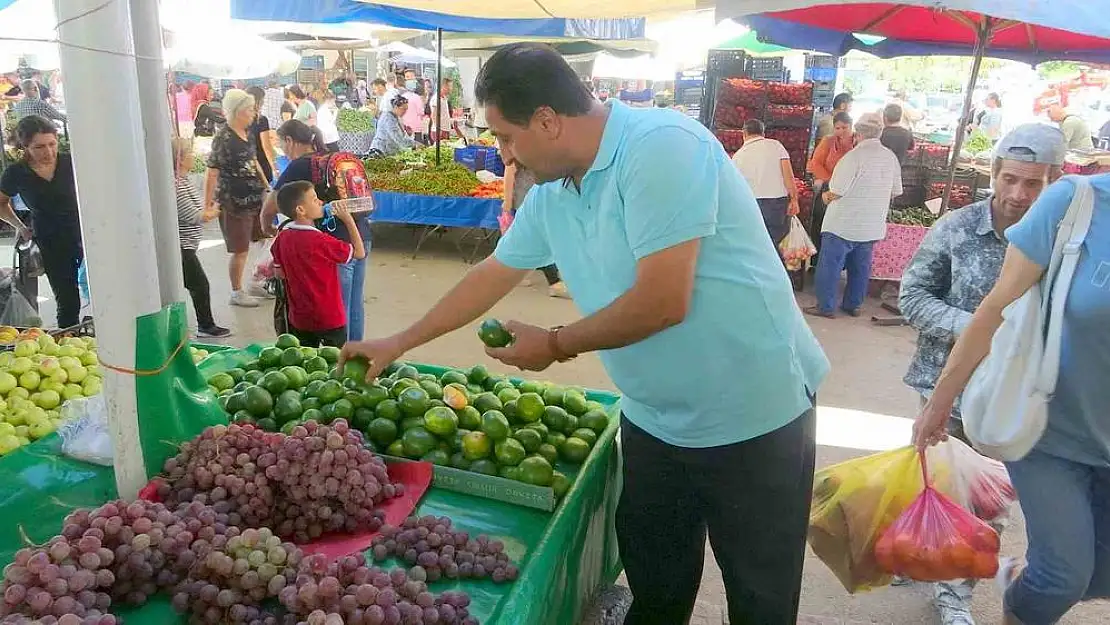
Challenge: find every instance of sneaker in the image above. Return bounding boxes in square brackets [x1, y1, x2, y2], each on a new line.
[934, 580, 976, 625]
[841, 307, 863, 317]
[197, 325, 232, 339]
[229, 291, 260, 308]
[803, 306, 835, 319]
[548, 281, 571, 299]
[247, 282, 276, 300]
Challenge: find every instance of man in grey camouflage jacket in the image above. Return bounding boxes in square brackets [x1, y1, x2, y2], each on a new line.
[899, 124, 1066, 625]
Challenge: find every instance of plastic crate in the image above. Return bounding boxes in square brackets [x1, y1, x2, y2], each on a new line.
[766, 104, 815, 128]
[749, 57, 784, 74]
[804, 67, 837, 82]
[751, 69, 789, 83]
[473, 146, 505, 175]
[890, 185, 926, 208]
[707, 49, 750, 79]
[768, 82, 813, 105]
[914, 143, 951, 169]
[901, 164, 926, 187]
[926, 167, 979, 208]
[805, 54, 838, 69]
[453, 146, 479, 171]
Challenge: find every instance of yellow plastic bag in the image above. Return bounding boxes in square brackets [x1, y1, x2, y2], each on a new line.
[808, 446, 924, 593]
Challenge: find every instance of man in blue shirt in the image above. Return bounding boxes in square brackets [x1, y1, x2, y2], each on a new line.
[340, 44, 828, 624]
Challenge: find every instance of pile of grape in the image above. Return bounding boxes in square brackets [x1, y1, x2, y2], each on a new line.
[369, 515, 519, 584]
[158, 420, 400, 543]
[279, 553, 477, 625]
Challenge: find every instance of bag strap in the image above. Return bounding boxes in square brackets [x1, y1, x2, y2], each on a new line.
[1036, 175, 1094, 395]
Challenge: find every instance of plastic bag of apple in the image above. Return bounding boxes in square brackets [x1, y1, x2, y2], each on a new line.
[0, 329, 103, 456]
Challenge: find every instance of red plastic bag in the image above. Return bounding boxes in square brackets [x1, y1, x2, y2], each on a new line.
[874, 452, 1001, 582]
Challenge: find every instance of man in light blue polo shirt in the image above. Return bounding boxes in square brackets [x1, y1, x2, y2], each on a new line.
[340, 44, 829, 624]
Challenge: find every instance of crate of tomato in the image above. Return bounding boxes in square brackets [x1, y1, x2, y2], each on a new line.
[926, 167, 978, 209]
[914, 143, 951, 169]
[768, 82, 814, 106]
[766, 104, 815, 128]
[715, 129, 745, 153]
[714, 104, 759, 130]
[717, 78, 768, 108]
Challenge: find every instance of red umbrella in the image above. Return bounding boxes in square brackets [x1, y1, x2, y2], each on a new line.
[721, 0, 1110, 210]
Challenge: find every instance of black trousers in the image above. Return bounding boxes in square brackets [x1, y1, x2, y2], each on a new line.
[756, 196, 790, 245]
[180, 248, 215, 328]
[538, 264, 561, 286]
[37, 236, 83, 329]
[618, 406, 816, 625]
[290, 325, 346, 348]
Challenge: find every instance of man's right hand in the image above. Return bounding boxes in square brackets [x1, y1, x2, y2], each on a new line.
[339, 335, 407, 382]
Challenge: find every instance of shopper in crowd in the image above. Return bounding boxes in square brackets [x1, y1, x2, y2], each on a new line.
[11, 80, 66, 123]
[328, 70, 353, 102]
[900, 124, 1066, 625]
[247, 86, 277, 184]
[289, 85, 317, 126]
[815, 92, 852, 143]
[880, 103, 915, 165]
[260, 81, 285, 127]
[354, 79, 369, 110]
[316, 90, 341, 152]
[370, 78, 388, 111]
[807, 113, 902, 318]
[204, 89, 270, 308]
[914, 160, 1110, 625]
[402, 83, 426, 144]
[174, 83, 195, 138]
[807, 111, 856, 249]
[0, 115, 84, 328]
[975, 93, 1004, 143]
[369, 94, 420, 157]
[190, 81, 211, 118]
[271, 181, 366, 348]
[430, 78, 465, 141]
[892, 90, 924, 131]
[193, 88, 224, 138]
[501, 162, 569, 299]
[731, 118, 799, 244]
[1047, 103, 1094, 150]
[338, 43, 827, 625]
[263, 120, 371, 342]
[171, 138, 231, 338]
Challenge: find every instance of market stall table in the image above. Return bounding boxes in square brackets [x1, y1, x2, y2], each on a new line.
[372, 190, 502, 261]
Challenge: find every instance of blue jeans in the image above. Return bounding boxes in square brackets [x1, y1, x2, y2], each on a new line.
[814, 233, 875, 314]
[337, 255, 367, 342]
[1004, 449, 1110, 624]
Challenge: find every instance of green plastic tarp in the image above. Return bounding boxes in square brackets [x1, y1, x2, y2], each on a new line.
[0, 305, 624, 624]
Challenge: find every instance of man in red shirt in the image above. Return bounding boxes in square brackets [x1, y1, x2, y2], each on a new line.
[271, 181, 366, 347]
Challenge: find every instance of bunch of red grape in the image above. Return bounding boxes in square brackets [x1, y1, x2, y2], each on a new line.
[159, 421, 401, 542]
[279, 554, 478, 625]
[369, 516, 519, 584]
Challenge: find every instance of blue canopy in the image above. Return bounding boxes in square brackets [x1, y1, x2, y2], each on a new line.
[230, 0, 645, 39]
[0, 0, 14, 11]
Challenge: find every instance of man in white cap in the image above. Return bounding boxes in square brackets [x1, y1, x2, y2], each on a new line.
[899, 123, 1067, 625]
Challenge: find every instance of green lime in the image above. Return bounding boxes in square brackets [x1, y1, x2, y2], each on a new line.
[280, 419, 303, 435]
[258, 347, 283, 370]
[542, 386, 565, 407]
[244, 370, 265, 385]
[304, 379, 325, 397]
[472, 392, 503, 414]
[257, 417, 278, 432]
[225, 391, 247, 414]
[497, 387, 521, 406]
[375, 399, 401, 422]
[422, 449, 451, 466]
[360, 386, 390, 410]
[450, 452, 472, 470]
[233, 381, 251, 393]
[386, 440, 405, 457]
[572, 428, 598, 447]
[585, 400, 605, 412]
[400, 416, 425, 432]
[494, 438, 526, 466]
[275, 334, 300, 350]
[299, 346, 318, 361]
[480, 410, 511, 441]
[424, 406, 459, 437]
[303, 356, 329, 374]
[518, 455, 554, 486]
[477, 318, 513, 348]
[331, 398, 355, 421]
[562, 390, 589, 416]
[343, 358, 370, 383]
[419, 380, 444, 400]
[467, 364, 490, 386]
[470, 459, 499, 475]
[516, 393, 545, 423]
[281, 366, 309, 390]
[542, 405, 568, 432]
[455, 405, 482, 430]
[382, 361, 403, 377]
[301, 396, 321, 412]
[280, 347, 304, 367]
[461, 431, 492, 460]
[367, 418, 398, 446]
[519, 380, 546, 395]
[273, 390, 303, 424]
[560, 437, 591, 464]
[513, 427, 542, 453]
[467, 383, 485, 395]
[401, 427, 437, 459]
[483, 376, 508, 392]
[258, 371, 288, 396]
[551, 471, 572, 498]
[525, 422, 549, 438]
[537, 443, 559, 466]
[242, 359, 261, 371]
[439, 370, 469, 386]
[232, 410, 254, 423]
[499, 465, 523, 481]
[225, 368, 246, 383]
[307, 370, 330, 383]
[493, 380, 516, 394]
[319, 402, 338, 424]
[580, 409, 609, 434]
[546, 431, 567, 450]
[390, 378, 419, 398]
[317, 379, 345, 404]
[352, 407, 375, 430]
[398, 387, 431, 418]
[243, 386, 273, 417]
[207, 372, 235, 392]
[418, 373, 437, 383]
[218, 395, 230, 411]
[394, 365, 420, 381]
[562, 414, 579, 435]
[318, 346, 341, 365]
[342, 390, 363, 409]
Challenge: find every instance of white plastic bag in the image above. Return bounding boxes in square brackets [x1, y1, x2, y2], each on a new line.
[0, 283, 42, 327]
[779, 215, 817, 270]
[57, 395, 113, 466]
[925, 438, 1016, 523]
[962, 176, 1093, 461]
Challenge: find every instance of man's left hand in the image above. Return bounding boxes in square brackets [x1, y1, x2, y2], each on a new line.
[485, 320, 558, 372]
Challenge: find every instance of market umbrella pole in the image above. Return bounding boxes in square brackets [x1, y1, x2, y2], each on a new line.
[940, 17, 992, 214]
[54, 0, 167, 499]
[435, 27, 443, 167]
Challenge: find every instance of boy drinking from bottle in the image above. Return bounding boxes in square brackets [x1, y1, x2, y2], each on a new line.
[271, 180, 366, 347]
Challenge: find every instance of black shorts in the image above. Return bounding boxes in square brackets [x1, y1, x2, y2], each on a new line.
[289, 325, 346, 348]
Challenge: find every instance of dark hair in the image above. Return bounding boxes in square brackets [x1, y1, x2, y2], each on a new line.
[832, 92, 853, 110]
[246, 86, 266, 105]
[277, 181, 315, 219]
[474, 43, 595, 126]
[390, 94, 409, 109]
[742, 119, 765, 135]
[882, 103, 902, 124]
[371, 78, 386, 88]
[832, 111, 853, 126]
[277, 119, 325, 152]
[16, 115, 57, 149]
[288, 85, 306, 100]
[988, 92, 1001, 107]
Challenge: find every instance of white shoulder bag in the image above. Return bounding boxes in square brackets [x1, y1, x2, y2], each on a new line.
[961, 175, 1094, 461]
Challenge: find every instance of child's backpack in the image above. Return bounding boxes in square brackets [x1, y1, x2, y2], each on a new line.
[308, 152, 372, 202]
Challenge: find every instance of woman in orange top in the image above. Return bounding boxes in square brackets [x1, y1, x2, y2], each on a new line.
[806, 111, 856, 248]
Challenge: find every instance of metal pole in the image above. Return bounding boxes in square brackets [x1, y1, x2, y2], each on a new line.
[54, 0, 164, 500]
[941, 18, 992, 214]
[131, 0, 186, 306]
[435, 27, 443, 167]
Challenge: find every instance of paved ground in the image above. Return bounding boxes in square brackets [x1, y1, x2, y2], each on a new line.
[29, 224, 1109, 624]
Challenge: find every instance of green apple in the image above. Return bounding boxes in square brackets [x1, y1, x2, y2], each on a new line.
[82, 337, 96, 350]
[0, 352, 13, 368]
[48, 370, 68, 385]
[0, 371, 17, 395]
[8, 387, 29, 401]
[63, 365, 87, 383]
[27, 420, 53, 440]
[13, 340, 38, 358]
[35, 389, 61, 410]
[5, 410, 24, 426]
[80, 351, 98, 367]
[12, 421, 27, 435]
[0, 422, 14, 437]
[86, 364, 101, 378]
[9, 357, 32, 375]
[82, 377, 102, 397]
[62, 384, 83, 401]
[0, 434, 20, 454]
[42, 381, 65, 394]
[18, 370, 40, 391]
[39, 357, 61, 376]
[58, 356, 81, 370]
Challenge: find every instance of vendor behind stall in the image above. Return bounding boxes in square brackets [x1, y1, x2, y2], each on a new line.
[369, 95, 420, 157]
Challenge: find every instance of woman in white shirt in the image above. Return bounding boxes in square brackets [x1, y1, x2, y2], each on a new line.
[316, 90, 341, 152]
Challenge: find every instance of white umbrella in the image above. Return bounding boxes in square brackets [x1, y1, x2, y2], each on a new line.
[164, 26, 301, 78]
[390, 48, 457, 67]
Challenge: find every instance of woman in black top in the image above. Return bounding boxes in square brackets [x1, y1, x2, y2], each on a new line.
[0, 115, 84, 327]
[247, 86, 277, 183]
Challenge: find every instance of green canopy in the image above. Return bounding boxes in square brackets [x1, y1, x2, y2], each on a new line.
[716, 30, 793, 56]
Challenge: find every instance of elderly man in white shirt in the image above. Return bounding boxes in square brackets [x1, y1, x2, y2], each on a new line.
[806, 113, 902, 318]
[731, 119, 799, 243]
